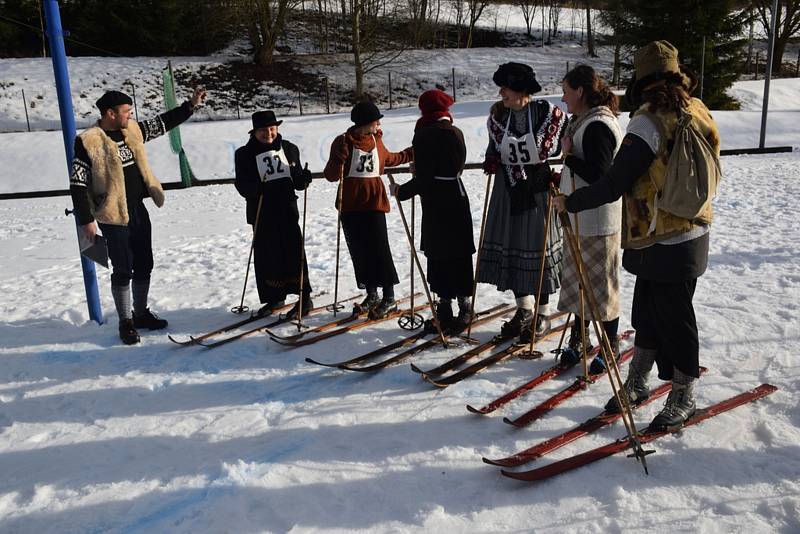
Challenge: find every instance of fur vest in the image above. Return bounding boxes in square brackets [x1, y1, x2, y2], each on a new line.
[623, 97, 720, 249]
[560, 107, 623, 236]
[78, 120, 165, 225]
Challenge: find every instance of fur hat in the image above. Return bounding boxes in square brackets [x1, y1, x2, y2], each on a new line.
[249, 110, 282, 133]
[492, 63, 542, 94]
[96, 90, 133, 113]
[350, 101, 383, 126]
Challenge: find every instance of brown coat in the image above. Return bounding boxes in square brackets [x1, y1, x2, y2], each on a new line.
[324, 128, 412, 213]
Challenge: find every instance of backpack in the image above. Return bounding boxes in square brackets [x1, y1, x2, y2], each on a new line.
[647, 108, 722, 220]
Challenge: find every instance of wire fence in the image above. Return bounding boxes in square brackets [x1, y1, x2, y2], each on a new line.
[3, 48, 800, 133]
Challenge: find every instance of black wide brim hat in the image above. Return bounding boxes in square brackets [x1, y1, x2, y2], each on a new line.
[492, 62, 542, 95]
[249, 110, 283, 133]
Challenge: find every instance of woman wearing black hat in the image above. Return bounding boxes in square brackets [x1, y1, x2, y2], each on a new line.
[235, 110, 314, 318]
[479, 62, 567, 343]
[553, 41, 721, 431]
[324, 101, 413, 319]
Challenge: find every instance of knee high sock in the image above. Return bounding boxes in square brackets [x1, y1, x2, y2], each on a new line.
[112, 284, 132, 320]
[132, 279, 149, 315]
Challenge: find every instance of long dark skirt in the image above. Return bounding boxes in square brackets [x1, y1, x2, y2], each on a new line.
[253, 205, 311, 303]
[341, 210, 399, 290]
[427, 256, 473, 299]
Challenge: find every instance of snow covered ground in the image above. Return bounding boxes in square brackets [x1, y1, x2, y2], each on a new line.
[0, 60, 799, 532]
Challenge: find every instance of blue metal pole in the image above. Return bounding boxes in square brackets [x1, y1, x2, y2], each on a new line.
[44, 0, 104, 324]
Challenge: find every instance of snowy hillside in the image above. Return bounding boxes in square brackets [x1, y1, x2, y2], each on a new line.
[0, 61, 799, 532]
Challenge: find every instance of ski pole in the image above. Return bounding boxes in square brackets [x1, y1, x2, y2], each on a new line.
[296, 164, 310, 330]
[328, 175, 345, 316]
[525, 190, 554, 358]
[551, 184, 652, 474]
[466, 172, 493, 340]
[232, 192, 264, 314]
[388, 173, 447, 347]
[399, 194, 423, 330]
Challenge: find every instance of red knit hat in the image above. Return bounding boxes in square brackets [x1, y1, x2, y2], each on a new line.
[416, 89, 454, 131]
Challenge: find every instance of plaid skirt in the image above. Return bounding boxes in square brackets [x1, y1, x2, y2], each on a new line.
[557, 233, 620, 321]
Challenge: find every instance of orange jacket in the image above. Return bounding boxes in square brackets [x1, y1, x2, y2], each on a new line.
[324, 128, 413, 213]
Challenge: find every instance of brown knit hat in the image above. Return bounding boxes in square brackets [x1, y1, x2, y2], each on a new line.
[634, 40, 680, 80]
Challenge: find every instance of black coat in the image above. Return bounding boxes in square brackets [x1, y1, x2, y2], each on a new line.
[234, 135, 307, 225]
[234, 135, 311, 300]
[397, 120, 475, 260]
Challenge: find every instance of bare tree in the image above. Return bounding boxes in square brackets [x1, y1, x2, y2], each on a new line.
[466, 0, 490, 47]
[548, 1, 561, 42]
[585, 1, 596, 57]
[348, 0, 406, 98]
[754, 0, 800, 74]
[518, 0, 540, 38]
[241, 0, 299, 66]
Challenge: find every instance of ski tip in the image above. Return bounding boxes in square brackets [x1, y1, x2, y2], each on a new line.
[409, 363, 424, 374]
[502, 416, 524, 427]
[466, 404, 486, 415]
[499, 469, 540, 482]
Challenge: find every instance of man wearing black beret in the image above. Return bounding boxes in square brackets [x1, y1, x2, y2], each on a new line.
[69, 86, 207, 344]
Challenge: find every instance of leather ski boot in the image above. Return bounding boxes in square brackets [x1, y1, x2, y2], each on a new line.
[119, 318, 141, 345]
[605, 346, 655, 414]
[650, 367, 697, 431]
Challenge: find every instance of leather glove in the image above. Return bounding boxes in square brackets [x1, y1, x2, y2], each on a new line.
[482, 153, 501, 175]
[301, 163, 312, 189]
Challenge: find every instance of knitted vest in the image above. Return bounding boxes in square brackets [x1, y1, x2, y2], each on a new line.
[79, 120, 164, 225]
[560, 110, 623, 236]
[623, 97, 720, 249]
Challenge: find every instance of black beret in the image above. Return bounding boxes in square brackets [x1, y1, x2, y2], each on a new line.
[492, 63, 542, 95]
[96, 90, 133, 113]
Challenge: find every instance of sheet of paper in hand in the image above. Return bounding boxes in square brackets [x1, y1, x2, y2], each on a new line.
[79, 232, 109, 269]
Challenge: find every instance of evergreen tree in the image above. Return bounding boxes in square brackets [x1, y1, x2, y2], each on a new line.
[605, 0, 749, 109]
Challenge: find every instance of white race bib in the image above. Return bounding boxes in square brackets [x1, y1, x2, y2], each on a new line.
[499, 107, 541, 166]
[347, 136, 380, 178]
[256, 147, 292, 182]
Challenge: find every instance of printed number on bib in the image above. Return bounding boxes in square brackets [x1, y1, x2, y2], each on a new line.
[356, 154, 375, 173]
[507, 140, 532, 164]
[348, 143, 381, 178]
[257, 149, 291, 181]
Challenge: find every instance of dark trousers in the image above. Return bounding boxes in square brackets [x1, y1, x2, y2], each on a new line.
[99, 202, 153, 287]
[631, 277, 699, 380]
[341, 211, 399, 290]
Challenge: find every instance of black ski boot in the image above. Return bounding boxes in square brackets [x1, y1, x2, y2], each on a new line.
[353, 293, 380, 316]
[500, 308, 533, 339]
[588, 337, 620, 375]
[425, 299, 454, 334]
[558, 322, 592, 368]
[449, 297, 474, 335]
[256, 300, 285, 318]
[368, 297, 398, 320]
[285, 295, 313, 320]
[605, 346, 655, 414]
[119, 318, 141, 345]
[518, 313, 551, 344]
[133, 308, 168, 330]
[650, 368, 697, 431]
